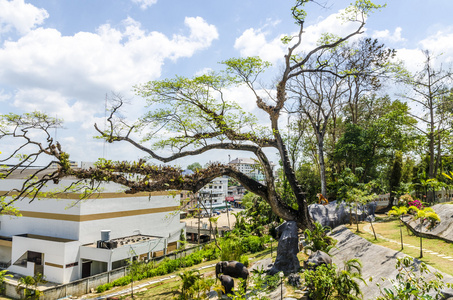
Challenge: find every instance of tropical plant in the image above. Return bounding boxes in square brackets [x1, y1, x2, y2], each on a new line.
[0, 270, 12, 292]
[175, 269, 214, 300]
[345, 187, 376, 232]
[303, 258, 365, 300]
[303, 222, 337, 255]
[388, 206, 408, 250]
[407, 198, 424, 210]
[407, 206, 440, 258]
[398, 194, 413, 207]
[219, 233, 243, 261]
[376, 256, 452, 300]
[15, 273, 47, 299]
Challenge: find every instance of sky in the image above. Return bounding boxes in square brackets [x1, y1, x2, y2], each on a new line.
[1, 0, 453, 169]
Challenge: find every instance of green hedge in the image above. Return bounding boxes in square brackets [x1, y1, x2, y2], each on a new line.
[96, 244, 219, 293]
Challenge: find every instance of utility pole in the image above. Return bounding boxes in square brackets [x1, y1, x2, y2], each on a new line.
[209, 191, 213, 240]
[197, 193, 201, 246]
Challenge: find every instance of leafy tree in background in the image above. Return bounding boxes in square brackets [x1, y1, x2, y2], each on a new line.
[0, 1, 386, 230]
[187, 162, 202, 172]
[289, 37, 396, 197]
[399, 50, 453, 179]
[388, 151, 403, 208]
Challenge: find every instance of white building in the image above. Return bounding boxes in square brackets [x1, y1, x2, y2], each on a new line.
[197, 177, 229, 213]
[0, 177, 184, 284]
[229, 157, 276, 182]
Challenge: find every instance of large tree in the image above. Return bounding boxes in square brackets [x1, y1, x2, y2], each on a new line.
[400, 50, 453, 179]
[1, 1, 384, 230]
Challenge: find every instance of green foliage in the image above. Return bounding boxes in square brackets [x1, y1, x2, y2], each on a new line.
[303, 222, 337, 254]
[96, 244, 219, 293]
[239, 255, 249, 268]
[233, 193, 279, 236]
[222, 56, 271, 84]
[377, 256, 452, 300]
[304, 264, 336, 299]
[389, 151, 403, 203]
[187, 162, 202, 172]
[219, 233, 243, 261]
[388, 205, 408, 250]
[175, 269, 215, 299]
[16, 273, 47, 299]
[0, 270, 12, 292]
[304, 259, 365, 300]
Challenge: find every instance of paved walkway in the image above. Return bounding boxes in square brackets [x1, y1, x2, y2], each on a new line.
[363, 223, 453, 262]
[91, 263, 216, 299]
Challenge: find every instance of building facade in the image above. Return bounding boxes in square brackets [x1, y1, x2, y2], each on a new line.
[0, 179, 184, 284]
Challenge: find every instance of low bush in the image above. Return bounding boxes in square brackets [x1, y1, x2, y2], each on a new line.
[96, 243, 219, 293]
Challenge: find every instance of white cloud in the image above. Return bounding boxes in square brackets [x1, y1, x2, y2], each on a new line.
[234, 9, 362, 64]
[0, 0, 48, 35]
[419, 27, 453, 65]
[394, 48, 426, 74]
[0, 16, 218, 115]
[392, 27, 453, 75]
[131, 0, 157, 10]
[372, 27, 406, 43]
[234, 28, 286, 64]
[12, 89, 98, 125]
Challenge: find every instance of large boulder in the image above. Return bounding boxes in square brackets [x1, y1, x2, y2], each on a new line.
[309, 201, 369, 228]
[303, 250, 332, 270]
[268, 221, 300, 275]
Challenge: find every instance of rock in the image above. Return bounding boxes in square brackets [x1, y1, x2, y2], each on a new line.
[287, 273, 301, 287]
[328, 226, 453, 299]
[268, 221, 300, 275]
[303, 250, 332, 270]
[309, 201, 368, 229]
[402, 204, 453, 243]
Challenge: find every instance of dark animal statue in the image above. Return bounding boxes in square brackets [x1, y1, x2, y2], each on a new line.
[216, 261, 249, 291]
[215, 261, 249, 280]
[219, 274, 234, 295]
[268, 221, 300, 275]
[303, 250, 332, 270]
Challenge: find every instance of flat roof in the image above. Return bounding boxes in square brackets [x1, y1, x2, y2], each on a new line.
[83, 234, 159, 248]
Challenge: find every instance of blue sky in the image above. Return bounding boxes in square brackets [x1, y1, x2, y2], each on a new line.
[1, 0, 453, 168]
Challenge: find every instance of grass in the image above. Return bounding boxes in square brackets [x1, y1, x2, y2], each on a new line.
[87, 245, 294, 299]
[346, 217, 453, 276]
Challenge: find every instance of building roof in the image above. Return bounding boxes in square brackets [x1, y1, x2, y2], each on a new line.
[228, 157, 256, 165]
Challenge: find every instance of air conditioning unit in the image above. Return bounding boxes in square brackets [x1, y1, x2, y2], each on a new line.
[96, 240, 118, 249]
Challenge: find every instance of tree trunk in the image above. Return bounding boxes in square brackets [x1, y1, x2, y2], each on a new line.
[317, 136, 327, 197]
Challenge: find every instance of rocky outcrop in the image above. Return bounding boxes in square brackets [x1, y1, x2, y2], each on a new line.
[402, 204, 453, 243]
[308, 201, 369, 228]
[329, 226, 453, 299]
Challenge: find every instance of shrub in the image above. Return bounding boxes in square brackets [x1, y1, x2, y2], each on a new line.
[303, 259, 364, 300]
[303, 222, 337, 254]
[220, 234, 243, 261]
[377, 256, 453, 299]
[407, 199, 424, 210]
[242, 235, 265, 253]
[239, 255, 249, 267]
[398, 194, 413, 207]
